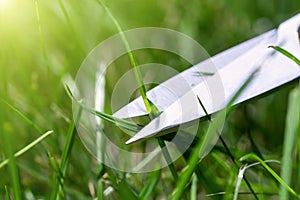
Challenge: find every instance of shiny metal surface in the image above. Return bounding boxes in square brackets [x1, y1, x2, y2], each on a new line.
[113, 14, 300, 144]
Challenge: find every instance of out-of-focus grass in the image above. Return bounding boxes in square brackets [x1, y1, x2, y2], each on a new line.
[0, 0, 300, 199]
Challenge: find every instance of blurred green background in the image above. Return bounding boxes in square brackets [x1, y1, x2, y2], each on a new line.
[0, 0, 299, 199]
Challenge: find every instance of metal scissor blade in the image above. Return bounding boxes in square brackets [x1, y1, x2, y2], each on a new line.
[126, 13, 300, 144]
[113, 29, 277, 119]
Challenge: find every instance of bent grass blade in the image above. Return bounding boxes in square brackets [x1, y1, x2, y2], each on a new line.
[240, 153, 300, 199]
[233, 160, 280, 200]
[65, 84, 141, 133]
[0, 131, 54, 169]
[269, 46, 300, 66]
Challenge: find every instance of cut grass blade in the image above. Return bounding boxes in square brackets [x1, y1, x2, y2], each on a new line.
[279, 85, 300, 200]
[0, 130, 54, 169]
[173, 68, 260, 200]
[240, 153, 300, 199]
[233, 164, 247, 200]
[269, 46, 300, 66]
[233, 160, 280, 200]
[198, 96, 258, 199]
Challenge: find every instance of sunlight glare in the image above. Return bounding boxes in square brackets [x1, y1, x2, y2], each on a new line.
[0, 0, 6, 6]
[0, 0, 10, 10]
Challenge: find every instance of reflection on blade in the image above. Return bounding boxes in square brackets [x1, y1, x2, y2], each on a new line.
[126, 13, 300, 144]
[113, 30, 276, 119]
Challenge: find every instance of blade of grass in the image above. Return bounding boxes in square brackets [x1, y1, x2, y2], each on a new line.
[57, 0, 86, 56]
[139, 170, 160, 199]
[50, 103, 82, 200]
[185, 153, 223, 197]
[0, 100, 53, 198]
[169, 129, 224, 195]
[34, 0, 51, 74]
[0, 130, 54, 169]
[190, 175, 197, 200]
[79, 102, 141, 132]
[48, 151, 65, 199]
[258, 169, 265, 200]
[198, 96, 258, 199]
[117, 178, 139, 200]
[211, 152, 236, 198]
[60, 106, 81, 175]
[233, 164, 247, 200]
[157, 138, 178, 181]
[240, 153, 300, 199]
[243, 105, 264, 159]
[296, 150, 300, 195]
[66, 84, 141, 132]
[269, 46, 300, 66]
[1, 123, 22, 200]
[156, 138, 180, 195]
[68, 82, 179, 196]
[173, 68, 260, 200]
[279, 86, 300, 200]
[296, 115, 300, 196]
[233, 160, 279, 200]
[95, 1, 186, 195]
[96, 149, 106, 199]
[95, 0, 152, 114]
[5, 185, 12, 200]
[97, 178, 105, 200]
[0, 98, 43, 134]
[104, 170, 139, 198]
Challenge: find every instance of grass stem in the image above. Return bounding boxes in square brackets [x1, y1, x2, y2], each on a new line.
[50, 106, 82, 200]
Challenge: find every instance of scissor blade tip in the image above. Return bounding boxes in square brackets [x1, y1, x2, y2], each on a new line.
[125, 137, 139, 145]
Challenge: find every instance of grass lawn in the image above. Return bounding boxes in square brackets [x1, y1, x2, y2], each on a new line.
[0, 0, 300, 199]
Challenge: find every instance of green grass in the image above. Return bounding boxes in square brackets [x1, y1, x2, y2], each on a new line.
[1, 0, 300, 199]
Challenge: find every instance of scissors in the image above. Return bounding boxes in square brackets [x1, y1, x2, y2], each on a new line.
[113, 13, 300, 144]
